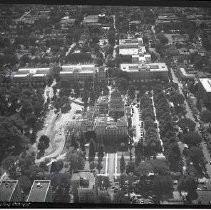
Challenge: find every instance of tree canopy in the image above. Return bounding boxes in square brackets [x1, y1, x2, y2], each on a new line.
[182, 132, 202, 146]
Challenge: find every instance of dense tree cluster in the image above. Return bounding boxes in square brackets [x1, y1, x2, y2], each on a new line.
[132, 159, 173, 201]
[66, 147, 85, 173]
[0, 85, 46, 162]
[153, 85, 183, 172]
[37, 135, 50, 159]
[65, 52, 93, 64]
[138, 93, 161, 158]
[177, 174, 198, 203]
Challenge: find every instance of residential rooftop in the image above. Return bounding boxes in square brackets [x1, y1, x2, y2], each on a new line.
[27, 180, 51, 202]
[0, 180, 18, 202]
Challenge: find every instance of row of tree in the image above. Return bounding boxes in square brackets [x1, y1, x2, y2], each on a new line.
[153, 84, 184, 173]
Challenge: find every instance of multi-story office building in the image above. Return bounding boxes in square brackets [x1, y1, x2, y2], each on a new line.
[60, 64, 106, 84]
[27, 180, 52, 202]
[0, 180, 22, 202]
[120, 63, 169, 83]
[119, 38, 151, 64]
[10, 65, 106, 86]
[119, 38, 144, 56]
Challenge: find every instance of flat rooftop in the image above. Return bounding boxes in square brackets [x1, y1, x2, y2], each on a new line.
[120, 63, 168, 72]
[119, 48, 139, 55]
[60, 71, 73, 74]
[119, 38, 142, 45]
[32, 74, 46, 77]
[61, 64, 96, 72]
[199, 78, 211, 93]
[27, 180, 51, 202]
[13, 74, 29, 77]
[0, 180, 18, 202]
[18, 68, 50, 75]
[94, 116, 127, 127]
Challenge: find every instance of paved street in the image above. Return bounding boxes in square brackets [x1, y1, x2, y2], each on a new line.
[107, 153, 115, 186]
[151, 91, 164, 150]
[131, 105, 141, 143]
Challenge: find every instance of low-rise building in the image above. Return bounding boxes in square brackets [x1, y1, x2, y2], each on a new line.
[120, 63, 169, 83]
[198, 78, 211, 105]
[27, 180, 52, 202]
[156, 13, 179, 24]
[83, 15, 99, 25]
[0, 180, 22, 202]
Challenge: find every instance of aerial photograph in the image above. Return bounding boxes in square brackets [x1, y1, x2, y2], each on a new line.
[0, 2, 211, 207]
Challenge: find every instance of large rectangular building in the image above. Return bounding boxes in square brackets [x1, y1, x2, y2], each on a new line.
[27, 180, 52, 202]
[119, 38, 144, 56]
[60, 64, 96, 84]
[0, 180, 22, 202]
[120, 63, 169, 83]
[11, 68, 50, 85]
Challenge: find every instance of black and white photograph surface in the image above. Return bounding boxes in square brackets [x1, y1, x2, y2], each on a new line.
[0, 1, 211, 207]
